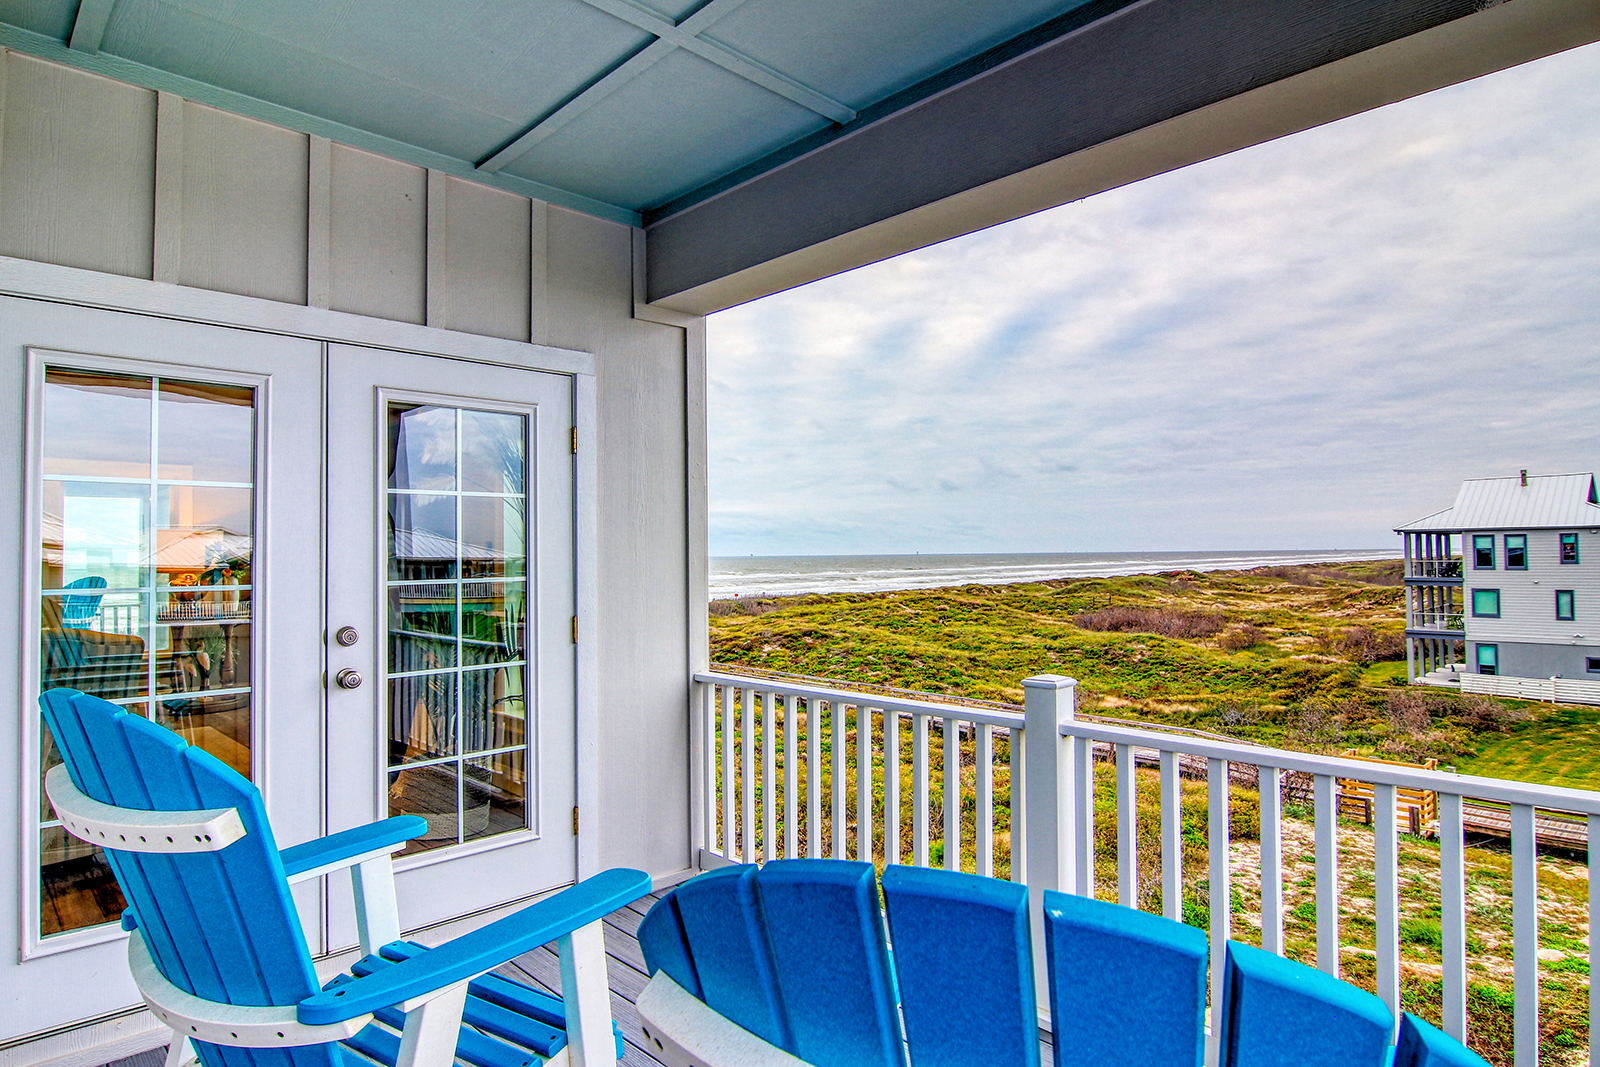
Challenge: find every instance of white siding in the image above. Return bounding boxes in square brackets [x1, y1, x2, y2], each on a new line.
[0, 52, 155, 279]
[1463, 529, 1600, 643]
[0, 47, 698, 1038]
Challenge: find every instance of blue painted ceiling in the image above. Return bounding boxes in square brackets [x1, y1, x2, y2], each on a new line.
[0, 0, 1107, 224]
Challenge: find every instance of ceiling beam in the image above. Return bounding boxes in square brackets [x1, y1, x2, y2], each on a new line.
[476, 0, 851, 176]
[581, 0, 855, 124]
[644, 0, 1599, 314]
[69, 0, 115, 53]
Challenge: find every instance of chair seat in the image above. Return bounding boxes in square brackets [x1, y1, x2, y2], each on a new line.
[330, 941, 625, 1067]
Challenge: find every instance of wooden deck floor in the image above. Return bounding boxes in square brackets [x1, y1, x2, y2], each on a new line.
[495, 889, 670, 1067]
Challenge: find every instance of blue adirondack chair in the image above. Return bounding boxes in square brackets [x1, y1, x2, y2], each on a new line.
[60, 575, 108, 628]
[40, 687, 650, 1067]
[635, 860, 1490, 1067]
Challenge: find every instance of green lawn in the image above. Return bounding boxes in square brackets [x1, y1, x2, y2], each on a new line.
[1455, 703, 1600, 790]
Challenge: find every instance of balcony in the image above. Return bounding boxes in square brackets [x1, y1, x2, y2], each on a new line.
[1407, 559, 1464, 581]
[1407, 611, 1464, 632]
[693, 667, 1600, 1067]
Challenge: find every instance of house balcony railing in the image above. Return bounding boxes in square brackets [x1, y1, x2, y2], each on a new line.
[694, 666, 1600, 1067]
[1408, 610, 1464, 631]
[1409, 558, 1464, 579]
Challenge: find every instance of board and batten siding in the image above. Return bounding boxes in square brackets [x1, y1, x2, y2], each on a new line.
[0, 48, 696, 885]
[1464, 529, 1600, 645]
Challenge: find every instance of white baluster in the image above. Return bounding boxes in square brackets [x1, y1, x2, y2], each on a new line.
[1314, 773, 1340, 978]
[1117, 743, 1137, 908]
[945, 718, 960, 871]
[976, 723, 994, 879]
[1260, 765, 1283, 955]
[1440, 792, 1467, 1043]
[885, 710, 901, 865]
[1511, 803, 1539, 1067]
[1207, 758, 1230, 1067]
[1161, 749, 1181, 922]
[858, 707, 874, 863]
[1374, 782, 1399, 1026]
[913, 713, 929, 867]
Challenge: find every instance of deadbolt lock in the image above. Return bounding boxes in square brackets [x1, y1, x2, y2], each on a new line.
[335, 626, 359, 647]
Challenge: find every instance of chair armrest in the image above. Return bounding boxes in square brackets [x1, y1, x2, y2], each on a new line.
[298, 867, 651, 1025]
[280, 816, 428, 882]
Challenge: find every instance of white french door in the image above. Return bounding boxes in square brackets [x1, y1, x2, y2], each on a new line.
[8, 298, 580, 1036]
[323, 343, 577, 943]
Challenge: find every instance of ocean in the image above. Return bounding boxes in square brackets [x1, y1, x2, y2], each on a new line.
[709, 549, 1399, 599]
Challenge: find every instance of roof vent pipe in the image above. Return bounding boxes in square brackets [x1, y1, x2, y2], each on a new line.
[1520, 469, 1528, 486]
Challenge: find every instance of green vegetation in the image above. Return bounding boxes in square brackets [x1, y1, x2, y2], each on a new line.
[712, 561, 1597, 784]
[710, 560, 1600, 1066]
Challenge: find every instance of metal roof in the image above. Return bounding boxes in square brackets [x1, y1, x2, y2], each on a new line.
[1396, 474, 1600, 533]
[0, 0, 1590, 312]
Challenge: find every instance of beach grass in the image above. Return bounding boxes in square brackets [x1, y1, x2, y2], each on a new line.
[709, 559, 1600, 1065]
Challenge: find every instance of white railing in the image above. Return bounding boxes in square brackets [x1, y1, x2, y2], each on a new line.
[695, 669, 1600, 1067]
[1462, 673, 1600, 706]
[1409, 559, 1464, 579]
[1409, 611, 1464, 631]
[694, 670, 1025, 879]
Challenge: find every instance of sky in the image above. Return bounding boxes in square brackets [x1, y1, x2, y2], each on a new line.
[705, 40, 1600, 558]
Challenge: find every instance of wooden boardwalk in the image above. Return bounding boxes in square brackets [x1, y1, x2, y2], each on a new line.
[496, 889, 671, 1067]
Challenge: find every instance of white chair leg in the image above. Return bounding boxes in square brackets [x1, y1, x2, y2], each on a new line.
[394, 982, 469, 1067]
[163, 1035, 195, 1067]
[558, 920, 616, 1067]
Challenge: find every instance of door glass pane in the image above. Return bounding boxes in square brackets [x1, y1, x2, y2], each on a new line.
[38, 366, 257, 936]
[389, 494, 457, 581]
[388, 405, 456, 491]
[385, 402, 531, 854]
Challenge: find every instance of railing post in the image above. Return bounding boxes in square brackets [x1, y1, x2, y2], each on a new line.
[1023, 674, 1077, 1021]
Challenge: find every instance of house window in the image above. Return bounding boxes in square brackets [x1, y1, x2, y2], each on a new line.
[1473, 535, 1495, 569]
[1561, 533, 1579, 564]
[38, 367, 257, 937]
[1471, 589, 1500, 618]
[1505, 534, 1527, 570]
[1588, 657, 1600, 674]
[1477, 644, 1498, 676]
[1556, 590, 1575, 621]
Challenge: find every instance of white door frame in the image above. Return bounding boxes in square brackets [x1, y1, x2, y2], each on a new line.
[1, 255, 601, 967]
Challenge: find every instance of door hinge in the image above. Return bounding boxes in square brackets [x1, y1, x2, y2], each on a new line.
[570, 426, 577, 454]
[571, 615, 578, 643]
[572, 806, 580, 836]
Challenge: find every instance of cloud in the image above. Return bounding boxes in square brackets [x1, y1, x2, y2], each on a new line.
[706, 42, 1600, 556]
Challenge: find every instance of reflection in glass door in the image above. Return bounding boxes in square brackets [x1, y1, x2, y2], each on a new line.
[37, 367, 256, 936]
[385, 402, 531, 853]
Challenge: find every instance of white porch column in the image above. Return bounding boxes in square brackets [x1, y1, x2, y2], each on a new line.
[1023, 674, 1078, 1022]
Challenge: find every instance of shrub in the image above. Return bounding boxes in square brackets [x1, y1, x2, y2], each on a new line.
[1454, 694, 1526, 733]
[708, 597, 781, 617]
[1218, 624, 1266, 651]
[1073, 606, 1225, 638]
[1336, 626, 1407, 664]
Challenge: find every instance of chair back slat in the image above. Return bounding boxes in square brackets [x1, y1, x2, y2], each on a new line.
[667, 866, 793, 1050]
[1043, 891, 1208, 1067]
[883, 866, 1036, 1067]
[636, 892, 703, 999]
[40, 690, 339, 1067]
[755, 861, 902, 1067]
[1218, 942, 1393, 1067]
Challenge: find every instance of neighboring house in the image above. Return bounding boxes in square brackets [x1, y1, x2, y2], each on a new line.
[0, 2, 1591, 1064]
[1396, 472, 1600, 691]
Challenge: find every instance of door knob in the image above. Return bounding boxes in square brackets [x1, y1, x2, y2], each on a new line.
[335, 668, 362, 690]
